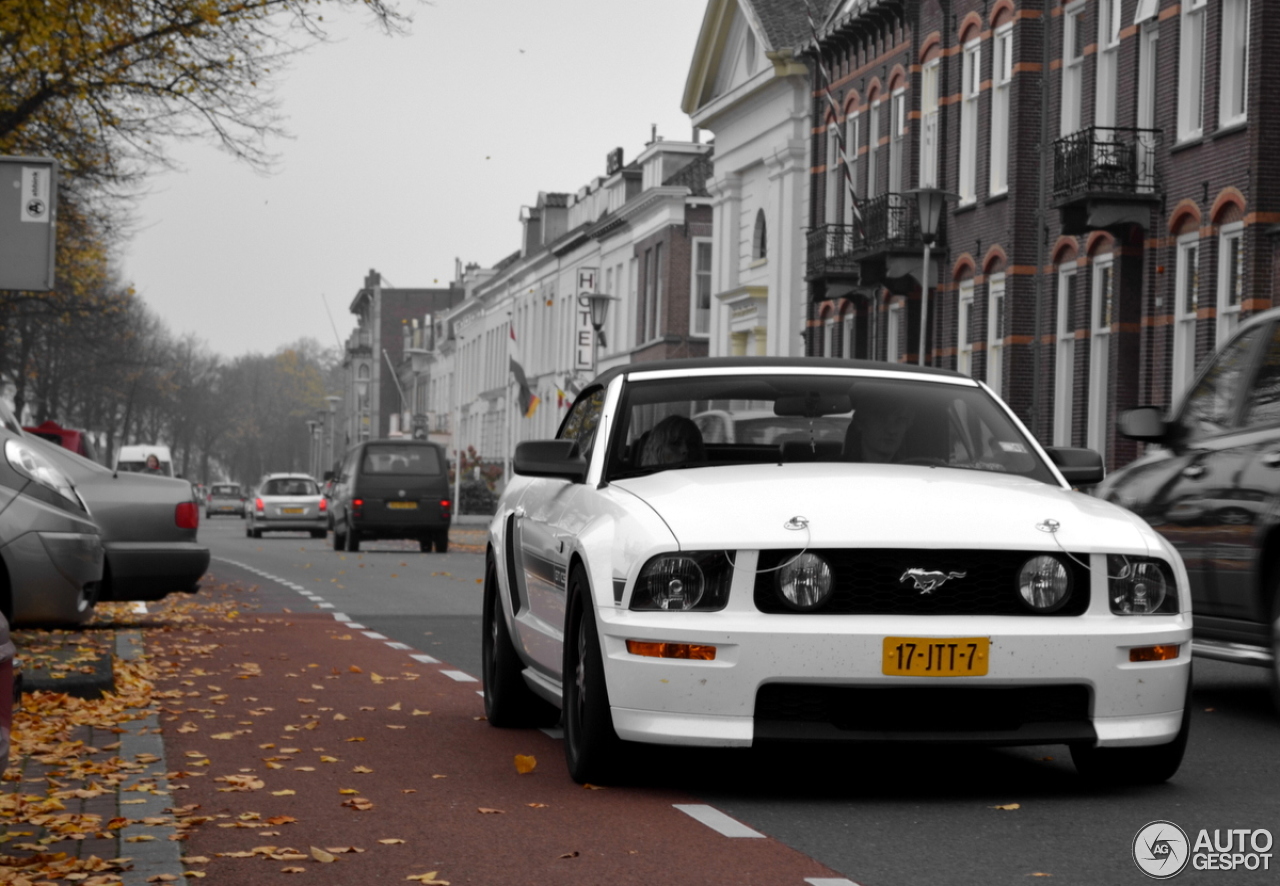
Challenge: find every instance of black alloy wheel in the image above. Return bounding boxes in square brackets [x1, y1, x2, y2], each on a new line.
[481, 554, 558, 728]
[562, 565, 622, 784]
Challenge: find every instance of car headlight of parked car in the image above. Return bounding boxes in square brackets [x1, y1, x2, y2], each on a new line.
[1107, 556, 1177, 615]
[5, 439, 82, 509]
[631, 551, 733, 611]
[777, 552, 834, 611]
[1017, 555, 1073, 613]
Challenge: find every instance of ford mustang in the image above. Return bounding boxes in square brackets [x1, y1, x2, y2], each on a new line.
[482, 358, 1192, 786]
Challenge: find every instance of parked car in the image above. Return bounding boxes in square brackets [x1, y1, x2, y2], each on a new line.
[330, 440, 451, 552]
[0, 610, 14, 762]
[206, 483, 246, 518]
[114, 444, 174, 477]
[26, 435, 210, 603]
[248, 474, 327, 539]
[1098, 306, 1280, 708]
[0, 403, 103, 625]
[22, 420, 96, 459]
[483, 358, 1192, 786]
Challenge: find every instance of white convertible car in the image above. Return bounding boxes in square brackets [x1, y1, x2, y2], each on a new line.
[483, 358, 1192, 785]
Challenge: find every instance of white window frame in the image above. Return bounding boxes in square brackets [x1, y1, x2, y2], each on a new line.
[1219, 0, 1249, 129]
[1094, 0, 1122, 130]
[822, 317, 835, 358]
[990, 24, 1013, 196]
[959, 40, 981, 204]
[887, 300, 902, 363]
[957, 280, 975, 376]
[987, 274, 1006, 398]
[1088, 257, 1115, 456]
[1178, 0, 1207, 143]
[1054, 264, 1079, 447]
[1172, 233, 1201, 402]
[1061, 3, 1085, 137]
[840, 308, 856, 359]
[1137, 23, 1159, 190]
[888, 88, 906, 196]
[867, 98, 881, 198]
[919, 59, 940, 188]
[844, 112, 860, 225]
[825, 123, 841, 226]
[690, 237, 713, 338]
[1216, 222, 1245, 346]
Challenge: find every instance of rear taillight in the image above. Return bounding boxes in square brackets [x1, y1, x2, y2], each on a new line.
[175, 501, 199, 529]
[351, 498, 363, 519]
[440, 499, 451, 519]
[319, 498, 327, 512]
[255, 497, 264, 512]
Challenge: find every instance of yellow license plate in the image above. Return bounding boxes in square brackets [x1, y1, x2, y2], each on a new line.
[281, 507, 304, 515]
[387, 501, 418, 510]
[882, 637, 989, 677]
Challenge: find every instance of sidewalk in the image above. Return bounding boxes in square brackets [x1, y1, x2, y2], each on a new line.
[4, 580, 849, 885]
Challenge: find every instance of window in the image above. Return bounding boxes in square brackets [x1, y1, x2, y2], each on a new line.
[867, 99, 881, 197]
[1061, 3, 1085, 136]
[1178, 0, 1207, 142]
[1088, 259, 1115, 456]
[1217, 223, 1245, 346]
[1054, 265, 1080, 447]
[1180, 325, 1260, 437]
[1095, 0, 1121, 129]
[990, 25, 1013, 195]
[752, 210, 767, 261]
[957, 280, 975, 376]
[919, 60, 940, 188]
[1172, 234, 1201, 402]
[1241, 324, 1280, 429]
[558, 387, 607, 459]
[959, 41, 981, 203]
[1138, 23, 1159, 189]
[1220, 0, 1249, 128]
[840, 308, 856, 359]
[825, 124, 841, 225]
[638, 244, 664, 345]
[691, 239, 712, 337]
[887, 301, 902, 363]
[987, 275, 1006, 398]
[822, 318, 835, 357]
[844, 113, 860, 224]
[888, 88, 906, 196]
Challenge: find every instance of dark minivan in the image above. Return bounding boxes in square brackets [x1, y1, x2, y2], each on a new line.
[329, 440, 451, 553]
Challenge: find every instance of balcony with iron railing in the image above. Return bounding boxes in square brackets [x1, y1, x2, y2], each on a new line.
[806, 193, 922, 281]
[1053, 127, 1161, 203]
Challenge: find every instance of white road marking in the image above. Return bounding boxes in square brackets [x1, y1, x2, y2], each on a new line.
[805, 880, 860, 886]
[385, 641, 410, 650]
[332, 613, 351, 622]
[476, 690, 485, 697]
[344, 623, 367, 629]
[410, 654, 439, 664]
[361, 631, 388, 640]
[130, 602, 148, 615]
[540, 727, 564, 740]
[672, 805, 765, 838]
[317, 603, 334, 609]
[440, 670, 478, 683]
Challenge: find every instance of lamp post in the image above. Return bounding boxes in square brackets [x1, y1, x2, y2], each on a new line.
[452, 332, 464, 517]
[907, 188, 955, 367]
[579, 291, 619, 372]
[305, 420, 318, 477]
[355, 378, 370, 441]
[325, 395, 341, 474]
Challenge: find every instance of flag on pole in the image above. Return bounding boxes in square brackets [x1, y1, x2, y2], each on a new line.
[805, 0, 867, 242]
[508, 326, 537, 418]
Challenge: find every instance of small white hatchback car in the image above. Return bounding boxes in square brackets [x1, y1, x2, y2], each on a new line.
[483, 359, 1192, 785]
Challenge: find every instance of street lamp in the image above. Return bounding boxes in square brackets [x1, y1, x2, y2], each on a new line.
[579, 291, 618, 371]
[906, 187, 957, 367]
[305, 420, 318, 477]
[355, 378, 370, 440]
[325, 395, 341, 473]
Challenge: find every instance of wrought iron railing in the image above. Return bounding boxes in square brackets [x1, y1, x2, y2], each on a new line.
[1052, 127, 1161, 200]
[806, 193, 922, 278]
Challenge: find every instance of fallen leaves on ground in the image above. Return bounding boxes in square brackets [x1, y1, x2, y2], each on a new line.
[991, 803, 1021, 811]
[406, 873, 449, 884]
[514, 754, 537, 774]
[310, 846, 337, 863]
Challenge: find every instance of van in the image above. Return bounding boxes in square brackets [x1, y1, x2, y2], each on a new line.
[115, 445, 175, 477]
[329, 440, 451, 553]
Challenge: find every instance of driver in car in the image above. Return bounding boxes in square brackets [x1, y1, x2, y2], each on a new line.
[640, 415, 706, 467]
[844, 389, 916, 463]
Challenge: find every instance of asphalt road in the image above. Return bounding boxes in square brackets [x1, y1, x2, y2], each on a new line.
[198, 516, 1280, 886]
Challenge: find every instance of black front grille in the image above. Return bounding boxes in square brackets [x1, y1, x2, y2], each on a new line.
[753, 549, 1090, 616]
[755, 683, 1092, 734]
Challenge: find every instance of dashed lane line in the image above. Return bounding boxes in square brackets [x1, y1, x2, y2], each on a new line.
[673, 805, 766, 838]
[441, 670, 479, 683]
[410, 653, 440, 664]
[805, 880, 861, 886]
[362, 631, 388, 640]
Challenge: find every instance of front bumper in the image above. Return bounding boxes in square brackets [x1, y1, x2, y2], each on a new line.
[1, 530, 103, 625]
[598, 608, 1190, 750]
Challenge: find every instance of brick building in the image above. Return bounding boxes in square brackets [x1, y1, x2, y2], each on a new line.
[803, 0, 1272, 469]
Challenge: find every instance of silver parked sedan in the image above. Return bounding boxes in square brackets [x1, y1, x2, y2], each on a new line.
[0, 404, 103, 625]
[248, 474, 327, 538]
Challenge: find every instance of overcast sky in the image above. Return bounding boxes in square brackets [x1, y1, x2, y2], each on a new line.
[119, 0, 709, 358]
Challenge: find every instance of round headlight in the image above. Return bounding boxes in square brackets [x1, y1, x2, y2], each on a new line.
[776, 552, 833, 611]
[1017, 555, 1071, 612]
[636, 556, 704, 610]
[1113, 560, 1169, 614]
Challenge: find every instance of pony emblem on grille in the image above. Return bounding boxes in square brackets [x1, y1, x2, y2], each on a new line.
[899, 568, 967, 595]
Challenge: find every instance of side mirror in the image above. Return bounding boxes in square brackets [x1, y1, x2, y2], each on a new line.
[323, 470, 334, 481]
[1118, 406, 1170, 442]
[1044, 447, 1105, 486]
[514, 440, 588, 483]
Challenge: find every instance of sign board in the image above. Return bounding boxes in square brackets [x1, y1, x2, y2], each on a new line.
[574, 269, 598, 372]
[606, 148, 624, 176]
[0, 156, 58, 291]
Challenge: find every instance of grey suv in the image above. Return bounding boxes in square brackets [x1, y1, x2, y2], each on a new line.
[330, 440, 451, 552]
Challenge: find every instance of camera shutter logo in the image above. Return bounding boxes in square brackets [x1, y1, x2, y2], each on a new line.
[1133, 820, 1191, 879]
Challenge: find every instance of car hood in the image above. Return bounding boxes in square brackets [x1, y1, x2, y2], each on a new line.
[612, 463, 1155, 555]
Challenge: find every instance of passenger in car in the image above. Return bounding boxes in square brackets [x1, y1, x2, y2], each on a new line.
[844, 389, 916, 463]
[640, 415, 706, 467]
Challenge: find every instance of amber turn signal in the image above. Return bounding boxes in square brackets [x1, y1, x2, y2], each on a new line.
[625, 640, 716, 661]
[1129, 644, 1180, 662]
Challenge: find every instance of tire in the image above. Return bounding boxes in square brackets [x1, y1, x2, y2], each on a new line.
[482, 554, 558, 728]
[434, 529, 449, 553]
[251, 528, 262, 539]
[1071, 670, 1192, 785]
[310, 529, 326, 539]
[418, 536, 431, 553]
[563, 564, 622, 784]
[344, 526, 359, 552]
[245, 523, 253, 538]
[332, 522, 347, 551]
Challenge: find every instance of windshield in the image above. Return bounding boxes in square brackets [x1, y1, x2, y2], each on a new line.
[607, 374, 1057, 485]
[361, 444, 441, 476]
